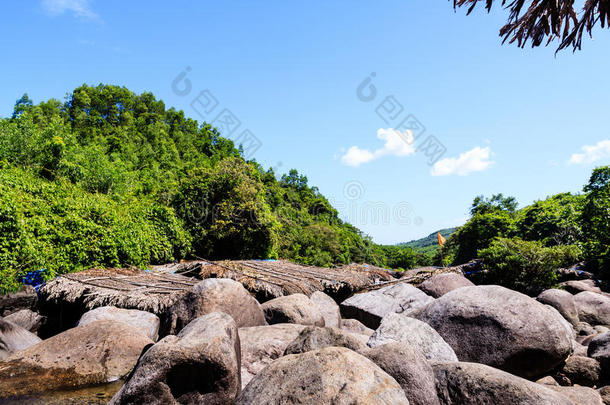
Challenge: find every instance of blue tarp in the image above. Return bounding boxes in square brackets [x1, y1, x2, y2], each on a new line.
[19, 269, 47, 291]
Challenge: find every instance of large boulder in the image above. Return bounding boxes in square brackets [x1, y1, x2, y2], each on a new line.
[557, 355, 601, 387]
[234, 347, 409, 404]
[414, 285, 573, 378]
[419, 273, 474, 298]
[340, 283, 434, 329]
[574, 291, 610, 326]
[78, 306, 160, 341]
[561, 280, 602, 294]
[368, 313, 457, 362]
[283, 326, 368, 355]
[239, 323, 306, 388]
[341, 318, 374, 337]
[261, 294, 325, 326]
[310, 291, 341, 328]
[110, 312, 241, 405]
[589, 333, 610, 371]
[546, 386, 603, 405]
[0, 320, 152, 397]
[4, 309, 46, 334]
[432, 361, 574, 405]
[166, 278, 266, 335]
[537, 289, 579, 326]
[364, 342, 440, 405]
[0, 317, 41, 361]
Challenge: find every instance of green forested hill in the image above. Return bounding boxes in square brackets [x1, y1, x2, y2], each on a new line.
[400, 228, 456, 250]
[0, 85, 420, 292]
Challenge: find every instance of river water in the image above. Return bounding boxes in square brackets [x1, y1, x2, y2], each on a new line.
[0, 381, 123, 405]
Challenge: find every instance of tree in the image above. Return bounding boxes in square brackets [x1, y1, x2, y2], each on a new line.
[12, 94, 33, 119]
[471, 193, 518, 216]
[172, 158, 279, 260]
[581, 166, 610, 276]
[516, 192, 583, 246]
[453, 0, 610, 51]
[451, 209, 516, 264]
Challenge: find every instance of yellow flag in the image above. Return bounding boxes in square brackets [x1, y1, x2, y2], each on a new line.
[437, 232, 446, 247]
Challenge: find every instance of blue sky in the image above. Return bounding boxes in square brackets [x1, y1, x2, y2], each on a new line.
[1, 1, 609, 244]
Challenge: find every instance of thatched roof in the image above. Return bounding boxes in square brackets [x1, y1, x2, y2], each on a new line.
[38, 268, 199, 316]
[201, 260, 393, 302]
[35, 260, 399, 335]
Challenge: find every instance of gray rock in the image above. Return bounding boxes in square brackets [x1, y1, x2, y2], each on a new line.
[283, 326, 369, 355]
[0, 317, 41, 361]
[415, 285, 573, 378]
[234, 347, 409, 405]
[558, 355, 600, 387]
[598, 386, 610, 405]
[575, 291, 610, 326]
[340, 283, 434, 329]
[589, 333, 610, 373]
[573, 341, 588, 356]
[363, 342, 440, 405]
[310, 291, 341, 328]
[537, 289, 579, 326]
[597, 326, 610, 334]
[4, 309, 46, 334]
[239, 324, 306, 389]
[536, 376, 559, 386]
[561, 280, 602, 294]
[78, 306, 160, 341]
[581, 333, 602, 346]
[341, 318, 374, 337]
[110, 312, 241, 405]
[368, 313, 458, 362]
[432, 361, 574, 405]
[0, 286, 37, 317]
[546, 386, 603, 405]
[261, 294, 325, 326]
[577, 321, 597, 337]
[0, 320, 152, 398]
[166, 278, 266, 335]
[419, 273, 474, 298]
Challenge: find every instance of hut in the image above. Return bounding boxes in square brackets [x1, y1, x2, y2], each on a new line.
[201, 260, 393, 302]
[37, 268, 198, 337]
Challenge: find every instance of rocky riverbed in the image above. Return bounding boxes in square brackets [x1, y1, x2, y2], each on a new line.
[1, 269, 610, 404]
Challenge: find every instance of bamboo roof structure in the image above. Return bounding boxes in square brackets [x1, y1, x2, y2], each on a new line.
[201, 260, 393, 301]
[38, 268, 199, 316]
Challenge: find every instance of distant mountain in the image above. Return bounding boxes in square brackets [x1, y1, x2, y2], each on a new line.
[398, 228, 456, 249]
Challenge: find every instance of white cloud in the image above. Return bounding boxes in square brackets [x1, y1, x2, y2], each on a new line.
[568, 140, 610, 165]
[431, 146, 493, 176]
[41, 0, 98, 19]
[341, 128, 416, 167]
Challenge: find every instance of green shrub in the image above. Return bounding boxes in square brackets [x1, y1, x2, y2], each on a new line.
[477, 237, 580, 296]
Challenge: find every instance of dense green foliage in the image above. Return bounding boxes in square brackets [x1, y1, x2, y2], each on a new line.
[476, 238, 581, 295]
[581, 167, 610, 276]
[441, 172, 610, 294]
[0, 85, 406, 293]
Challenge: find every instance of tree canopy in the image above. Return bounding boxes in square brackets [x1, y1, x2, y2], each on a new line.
[453, 0, 610, 51]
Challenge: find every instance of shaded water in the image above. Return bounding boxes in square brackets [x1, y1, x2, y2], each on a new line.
[0, 381, 123, 405]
